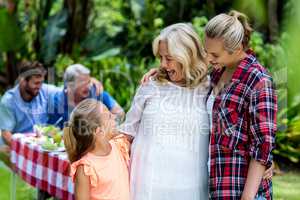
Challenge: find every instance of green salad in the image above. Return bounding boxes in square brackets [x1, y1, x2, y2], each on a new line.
[34, 125, 64, 151]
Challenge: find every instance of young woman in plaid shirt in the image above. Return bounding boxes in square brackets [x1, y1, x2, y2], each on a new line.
[204, 11, 276, 200]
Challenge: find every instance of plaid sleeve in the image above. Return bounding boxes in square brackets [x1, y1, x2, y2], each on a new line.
[249, 76, 277, 167]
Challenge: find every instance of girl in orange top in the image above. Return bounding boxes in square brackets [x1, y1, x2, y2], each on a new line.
[63, 99, 130, 200]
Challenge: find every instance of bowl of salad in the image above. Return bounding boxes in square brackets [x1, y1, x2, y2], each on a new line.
[34, 124, 64, 152]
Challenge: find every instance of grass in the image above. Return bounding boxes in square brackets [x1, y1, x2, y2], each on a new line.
[273, 171, 300, 200]
[0, 163, 36, 200]
[0, 162, 299, 200]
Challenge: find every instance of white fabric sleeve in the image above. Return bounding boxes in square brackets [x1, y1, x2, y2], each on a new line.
[118, 81, 157, 137]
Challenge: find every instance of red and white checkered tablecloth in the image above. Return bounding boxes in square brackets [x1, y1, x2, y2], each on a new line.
[10, 134, 74, 200]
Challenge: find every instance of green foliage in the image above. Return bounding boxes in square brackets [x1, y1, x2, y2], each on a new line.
[118, 0, 164, 59]
[233, 0, 267, 26]
[274, 96, 300, 163]
[192, 16, 208, 41]
[0, 0, 299, 165]
[0, 8, 24, 51]
[249, 31, 287, 72]
[41, 9, 68, 64]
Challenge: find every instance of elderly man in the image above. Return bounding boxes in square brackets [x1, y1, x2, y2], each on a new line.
[48, 64, 124, 128]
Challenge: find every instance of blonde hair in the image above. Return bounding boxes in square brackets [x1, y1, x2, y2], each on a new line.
[205, 10, 253, 53]
[152, 23, 207, 88]
[63, 99, 102, 163]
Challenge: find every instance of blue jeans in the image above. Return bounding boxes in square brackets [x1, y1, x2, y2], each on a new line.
[255, 195, 267, 200]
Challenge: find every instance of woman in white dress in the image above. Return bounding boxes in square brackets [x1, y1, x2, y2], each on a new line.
[119, 23, 210, 200]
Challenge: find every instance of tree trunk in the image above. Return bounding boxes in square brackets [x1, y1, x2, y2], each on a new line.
[5, 0, 18, 87]
[33, 0, 54, 62]
[205, 0, 216, 18]
[268, 0, 279, 42]
[61, 0, 91, 54]
[5, 50, 18, 88]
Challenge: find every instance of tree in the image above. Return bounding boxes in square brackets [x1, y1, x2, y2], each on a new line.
[61, 0, 91, 54]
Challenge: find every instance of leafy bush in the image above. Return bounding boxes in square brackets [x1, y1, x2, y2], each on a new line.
[54, 52, 156, 111]
[274, 96, 300, 163]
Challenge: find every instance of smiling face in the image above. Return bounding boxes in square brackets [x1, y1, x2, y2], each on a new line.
[19, 75, 44, 101]
[158, 41, 184, 83]
[72, 74, 91, 100]
[25, 75, 44, 96]
[204, 36, 242, 69]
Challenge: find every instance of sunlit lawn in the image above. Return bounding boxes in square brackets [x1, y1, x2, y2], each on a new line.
[273, 171, 300, 200]
[0, 162, 299, 200]
[0, 163, 36, 200]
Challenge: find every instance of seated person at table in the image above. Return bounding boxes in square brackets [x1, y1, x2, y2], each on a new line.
[0, 61, 59, 168]
[64, 99, 130, 200]
[0, 61, 61, 146]
[48, 64, 124, 128]
[0, 61, 103, 167]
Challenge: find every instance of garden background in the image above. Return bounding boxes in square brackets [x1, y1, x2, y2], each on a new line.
[0, 0, 299, 199]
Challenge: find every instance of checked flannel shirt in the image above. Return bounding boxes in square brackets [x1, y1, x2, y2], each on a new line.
[209, 51, 277, 200]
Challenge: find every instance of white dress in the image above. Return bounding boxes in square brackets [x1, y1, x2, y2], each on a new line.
[119, 79, 210, 200]
[206, 92, 215, 176]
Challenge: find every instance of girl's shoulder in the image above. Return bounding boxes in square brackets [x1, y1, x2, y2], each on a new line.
[70, 156, 98, 187]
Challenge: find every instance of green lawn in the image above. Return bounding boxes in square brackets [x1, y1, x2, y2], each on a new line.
[273, 171, 300, 200]
[0, 163, 299, 200]
[0, 164, 36, 200]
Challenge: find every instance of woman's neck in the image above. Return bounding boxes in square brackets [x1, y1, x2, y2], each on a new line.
[229, 51, 248, 69]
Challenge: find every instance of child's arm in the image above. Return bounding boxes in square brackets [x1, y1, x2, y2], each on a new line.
[75, 165, 90, 200]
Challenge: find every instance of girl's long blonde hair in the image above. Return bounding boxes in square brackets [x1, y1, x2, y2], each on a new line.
[63, 99, 102, 163]
[152, 23, 207, 88]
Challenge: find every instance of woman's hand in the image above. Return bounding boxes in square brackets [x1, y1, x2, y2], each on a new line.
[140, 68, 158, 85]
[90, 77, 104, 95]
[263, 161, 274, 180]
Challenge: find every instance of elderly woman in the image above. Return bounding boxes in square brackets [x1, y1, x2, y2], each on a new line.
[48, 64, 124, 127]
[119, 23, 210, 200]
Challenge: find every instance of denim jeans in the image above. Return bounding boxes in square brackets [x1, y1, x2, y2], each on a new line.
[255, 195, 267, 200]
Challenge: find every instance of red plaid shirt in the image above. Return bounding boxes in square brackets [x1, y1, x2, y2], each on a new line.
[209, 52, 277, 200]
